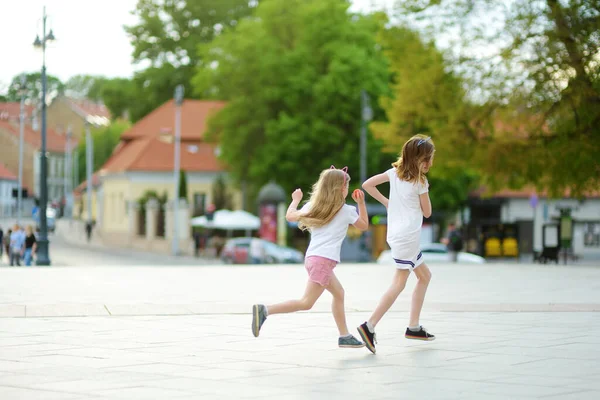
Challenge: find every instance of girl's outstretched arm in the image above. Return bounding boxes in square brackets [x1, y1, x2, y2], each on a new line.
[286, 189, 304, 222]
[362, 173, 390, 208]
[351, 189, 369, 231]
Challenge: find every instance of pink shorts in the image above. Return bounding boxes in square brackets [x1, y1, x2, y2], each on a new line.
[305, 256, 337, 287]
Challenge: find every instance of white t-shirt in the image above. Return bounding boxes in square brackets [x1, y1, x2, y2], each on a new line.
[300, 202, 359, 262]
[385, 168, 428, 255]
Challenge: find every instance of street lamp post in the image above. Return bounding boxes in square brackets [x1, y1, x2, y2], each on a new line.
[17, 74, 26, 225]
[64, 126, 72, 217]
[33, 6, 55, 266]
[172, 85, 184, 256]
[360, 90, 372, 184]
[85, 122, 93, 226]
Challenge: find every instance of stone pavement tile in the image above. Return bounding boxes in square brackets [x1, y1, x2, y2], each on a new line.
[0, 359, 48, 373]
[20, 378, 154, 394]
[0, 304, 25, 317]
[0, 371, 76, 387]
[385, 378, 580, 398]
[509, 357, 599, 379]
[175, 366, 298, 381]
[0, 385, 85, 400]
[26, 304, 109, 317]
[94, 385, 196, 399]
[109, 362, 210, 376]
[487, 374, 588, 388]
[106, 304, 193, 316]
[541, 391, 600, 400]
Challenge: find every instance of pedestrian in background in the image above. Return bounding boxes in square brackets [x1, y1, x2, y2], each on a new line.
[23, 225, 37, 266]
[10, 224, 25, 266]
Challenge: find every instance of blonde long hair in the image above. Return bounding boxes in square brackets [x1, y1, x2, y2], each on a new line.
[298, 167, 349, 231]
[392, 134, 435, 184]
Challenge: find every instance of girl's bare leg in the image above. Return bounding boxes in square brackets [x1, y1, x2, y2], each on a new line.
[267, 280, 325, 315]
[325, 273, 349, 336]
[368, 269, 410, 327]
[409, 263, 432, 327]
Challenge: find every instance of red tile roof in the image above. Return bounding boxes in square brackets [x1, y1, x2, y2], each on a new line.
[98, 99, 226, 174]
[0, 102, 36, 120]
[121, 99, 226, 140]
[73, 173, 101, 195]
[101, 137, 222, 173]
[0, 120, 77, 153]
[0, 163, 17, 181]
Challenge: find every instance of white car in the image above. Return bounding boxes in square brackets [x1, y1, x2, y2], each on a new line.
[377, 243, 486, 265]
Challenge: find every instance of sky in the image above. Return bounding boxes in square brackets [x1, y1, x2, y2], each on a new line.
[0, 0, 395, 93]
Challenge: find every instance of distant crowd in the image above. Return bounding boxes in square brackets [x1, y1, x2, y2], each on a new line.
[0, 224, 38, 266]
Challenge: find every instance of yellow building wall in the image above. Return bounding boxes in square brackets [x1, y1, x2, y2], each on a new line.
[76, 190, 99, 221]
[102, 178, 131, 233]
[47, 98, 86, 139]
[98, 175, 243, 234]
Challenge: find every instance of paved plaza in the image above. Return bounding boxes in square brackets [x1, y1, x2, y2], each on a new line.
[1, 241, 599, 399]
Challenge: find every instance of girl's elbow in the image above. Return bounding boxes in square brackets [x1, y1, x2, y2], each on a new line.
[423, 210, 432, 218]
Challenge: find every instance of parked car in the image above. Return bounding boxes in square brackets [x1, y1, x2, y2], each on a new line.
[221, 238, 304, 264]
[34, 207, 56, 233]
[377, 243, 486, 265]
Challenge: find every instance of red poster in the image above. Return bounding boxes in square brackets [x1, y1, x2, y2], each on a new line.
[259, 204, 277, 243]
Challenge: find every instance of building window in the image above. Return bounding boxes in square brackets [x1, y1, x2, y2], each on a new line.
[193, 193, 206, 216]
[584, 223, 600, 247]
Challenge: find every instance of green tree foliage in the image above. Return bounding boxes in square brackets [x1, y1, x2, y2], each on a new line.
[6, 72, 65, 103]
[178, 170, 188, 199]
[76, 121, 131, 184]
[193, 0, 390, 194]
[96, 78, 138, 121]
[212, 175, 233, 210]
[396, 0, 600, 196]
[370, 26, 478, 214]
[123, 0, 260, 122]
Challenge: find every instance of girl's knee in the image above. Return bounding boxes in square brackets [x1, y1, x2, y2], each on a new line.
[419, 269, 432, 284]
[299, 298, 315, 311]
[333, 286, 345, 300]
[392, 281, 406, 293]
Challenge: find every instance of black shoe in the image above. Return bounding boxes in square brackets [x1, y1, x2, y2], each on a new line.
[357, 322, 376, 354]
[405, 326, 435, 341]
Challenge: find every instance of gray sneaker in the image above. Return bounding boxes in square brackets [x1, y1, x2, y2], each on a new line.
[338, 335, 365, 348]
[252, 304, 267, 337]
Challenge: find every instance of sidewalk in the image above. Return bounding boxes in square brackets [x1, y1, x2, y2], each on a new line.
[1, 262, 599, 399]
[50, 219, 220, 266]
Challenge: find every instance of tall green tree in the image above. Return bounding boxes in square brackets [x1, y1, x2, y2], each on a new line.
[193, 0, 390, 194]
[76, 121, 131, 184]
[370, 26, 478, 214]
[179, 170, 188, 199]
[396, 0, 600, 196]
[96, 78, 138, 121]
[212, 175, 233, 210]
[124, 0, 260, 122]
[6, 72, 65, 103]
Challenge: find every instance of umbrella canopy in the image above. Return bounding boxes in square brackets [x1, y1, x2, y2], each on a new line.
[190, 209, 261, 230]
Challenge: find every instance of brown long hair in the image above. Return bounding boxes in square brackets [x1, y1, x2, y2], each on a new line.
[298, 168, 349, 231]
[392, 134, 435, 184]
